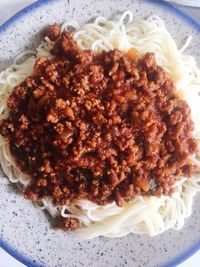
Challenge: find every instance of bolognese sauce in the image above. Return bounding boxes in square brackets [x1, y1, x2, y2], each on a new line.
[0, 26, 197, 229]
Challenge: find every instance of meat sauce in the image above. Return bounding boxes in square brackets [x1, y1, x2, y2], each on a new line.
[0, 26, 197, 230]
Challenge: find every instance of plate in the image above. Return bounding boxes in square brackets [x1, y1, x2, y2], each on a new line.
[0, 0, 200, 266]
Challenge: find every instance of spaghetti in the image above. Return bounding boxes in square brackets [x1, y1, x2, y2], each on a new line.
[0, 12, 199, 239]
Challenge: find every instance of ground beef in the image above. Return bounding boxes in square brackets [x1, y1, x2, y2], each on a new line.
[43, 24, 61, 41]
[0, 29, 197, 230]
[54, 217, 80, 231]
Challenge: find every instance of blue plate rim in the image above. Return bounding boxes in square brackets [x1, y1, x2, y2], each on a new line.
[0, 0, 200, 266]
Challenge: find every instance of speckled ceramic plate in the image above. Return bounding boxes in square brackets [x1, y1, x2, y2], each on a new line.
[0, 0, 200, 266]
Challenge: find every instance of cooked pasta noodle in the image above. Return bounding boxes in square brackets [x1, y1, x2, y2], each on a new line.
[0, 12, 199, 239]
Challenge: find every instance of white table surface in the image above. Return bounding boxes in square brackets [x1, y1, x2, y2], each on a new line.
[0, 1, 200, 267]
